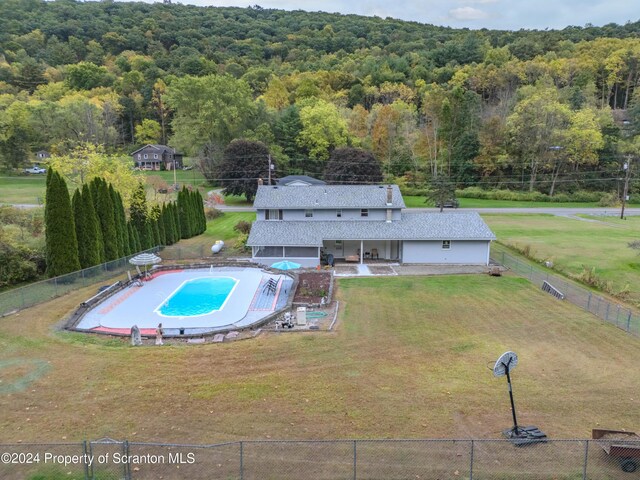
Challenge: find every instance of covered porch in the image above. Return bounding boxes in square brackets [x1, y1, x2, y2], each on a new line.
[251, 245, 321, 268]
[322, 240, 401, 264]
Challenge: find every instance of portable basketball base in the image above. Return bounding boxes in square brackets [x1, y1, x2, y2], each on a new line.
[493, 351, 548, 446]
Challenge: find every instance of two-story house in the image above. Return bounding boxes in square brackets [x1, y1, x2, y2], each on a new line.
[247, 184, 496, 267]
[131, 144, 183, 170]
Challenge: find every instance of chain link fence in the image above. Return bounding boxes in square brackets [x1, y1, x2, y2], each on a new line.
[1, 438, 638, 479]
[491, 243, 640, 337]
[0, 247, 160, 317]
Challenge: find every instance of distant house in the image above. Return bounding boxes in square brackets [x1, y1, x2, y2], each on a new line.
[35, 150, 51, 161]
[247, 184, 496, 267]
[276, 175, 326, 187]
[130, 144, 183, 170]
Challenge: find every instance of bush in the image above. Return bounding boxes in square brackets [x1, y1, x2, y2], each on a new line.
[598, 192, 620, 207]
[205, 208, 223, 220]
[233, 232, 249, 252]
[456, 187, 610, 203]
[233, 220, 252, 234]
[0, 243, 45, 288]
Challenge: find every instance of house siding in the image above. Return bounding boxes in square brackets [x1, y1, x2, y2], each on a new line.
[402, 240, 490, 265]
[258, 208, 402, 221]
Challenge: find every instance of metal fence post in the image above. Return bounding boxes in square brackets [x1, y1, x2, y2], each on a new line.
[627, 311, 633, 332]
[240, 441, 244, 480]
[82, 440, 90, 480]
[469, 440, 474, 480]
[605, 303, 610, 322]
[123, 440, 131, 480]
[582, 440, 589, 480]
[587, 293, 591, 311]
[353, 440, 357, 480]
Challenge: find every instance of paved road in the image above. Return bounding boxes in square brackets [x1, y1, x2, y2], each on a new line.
[6, 203, 640, 216]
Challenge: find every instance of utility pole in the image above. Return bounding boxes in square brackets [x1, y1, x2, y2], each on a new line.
[620, 155, 632, 219]
[267, 154, 273, 185]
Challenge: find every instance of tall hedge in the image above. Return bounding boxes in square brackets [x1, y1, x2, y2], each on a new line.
[72, 185, 102, 269]
[45, 170, 80, 277]
[96, 179, 118, 261]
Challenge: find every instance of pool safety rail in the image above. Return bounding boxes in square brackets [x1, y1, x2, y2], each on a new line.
[1, 437, 638, 479]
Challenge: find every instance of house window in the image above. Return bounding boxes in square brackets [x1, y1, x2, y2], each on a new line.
[266, 209, 282, 220]
[305, 209, 313, 218]
[137, 154, 141, 160]
[143, 154, 148, 159]
[442, 240, 451, 250]
[360, 209, 369, 217]
[154, 154, 158, 159]
[335, 240, 342, 247]
[336, 209, 342, 218]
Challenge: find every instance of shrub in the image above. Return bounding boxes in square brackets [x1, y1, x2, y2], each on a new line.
[233, 220, 252, 234]
[205, 208, 223, 220]
[598, 193, 620, 207]
[233, 232, 249, 252]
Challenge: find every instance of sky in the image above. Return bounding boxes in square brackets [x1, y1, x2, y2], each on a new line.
[147, 0, 638, 31]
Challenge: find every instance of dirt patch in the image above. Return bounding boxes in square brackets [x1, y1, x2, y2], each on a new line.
[293, 271, 332, 303]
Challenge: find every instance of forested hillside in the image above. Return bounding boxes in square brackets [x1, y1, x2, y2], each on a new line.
[1, 0, 640, 194]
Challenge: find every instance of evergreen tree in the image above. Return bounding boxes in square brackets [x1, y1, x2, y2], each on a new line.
[127, 221, 137, 254]
[88, 178, 105, 262]
[72, 186, 101, 269]
[45, 170, 80, 277]
[109, 184, 124, 258]
[152, 205, 166, 245]
[144, 221, 154, 249]
[118, 192, 131, 256]
[197, 190, 206, 233]
[171, 202, 180, 242]
[151, 218, 161, 247]
[177, 188, 190, 239]
[96, 179, 118, 261]
[161, 204, 173, 245]
[130, 182, 150, 248]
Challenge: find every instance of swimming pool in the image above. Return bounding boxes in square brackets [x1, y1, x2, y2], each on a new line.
[157, 276, 238, 317]
[74, 267, 295, 335]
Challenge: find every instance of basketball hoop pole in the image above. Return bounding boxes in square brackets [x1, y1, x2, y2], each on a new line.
[502, 358, 519, 436]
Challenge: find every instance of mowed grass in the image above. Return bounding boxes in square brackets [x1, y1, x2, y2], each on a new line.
[1, 274, 639, 444]
[0, 170, 207, 205]
[160, 211, 255, 259]
[0, 175, 47, 204]
[484, 214, 640, 305]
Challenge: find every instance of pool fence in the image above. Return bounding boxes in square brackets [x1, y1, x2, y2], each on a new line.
[0, 247, 160, 317]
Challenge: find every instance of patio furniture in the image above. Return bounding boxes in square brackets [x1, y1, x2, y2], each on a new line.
[345, 255, 359, 262]
[371, 248, 379, 259]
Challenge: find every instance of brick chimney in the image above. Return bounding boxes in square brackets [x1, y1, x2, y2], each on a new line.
[386, 185, 393, 206]
[258, 178, 264, 186]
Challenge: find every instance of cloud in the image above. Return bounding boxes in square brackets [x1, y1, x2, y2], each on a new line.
[456, 0, 498, 3]
[449, 6, 489, 21]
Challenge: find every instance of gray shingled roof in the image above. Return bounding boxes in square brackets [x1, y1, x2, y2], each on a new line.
[276, 175, 326, 186]
[253, 185, 406, 209]
[247, 212, 496, 246]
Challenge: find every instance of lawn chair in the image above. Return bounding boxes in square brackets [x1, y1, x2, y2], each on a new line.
[371, 248, 379, 259]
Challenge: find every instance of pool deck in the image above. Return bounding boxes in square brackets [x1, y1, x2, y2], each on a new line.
[75, 267, 293, 335]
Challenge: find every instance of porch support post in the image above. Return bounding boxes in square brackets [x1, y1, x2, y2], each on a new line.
[486, 241, 491, 266]
[360, 240, 363, 264]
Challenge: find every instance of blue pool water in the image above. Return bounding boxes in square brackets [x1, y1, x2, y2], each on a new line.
[158, 276, 238, 316]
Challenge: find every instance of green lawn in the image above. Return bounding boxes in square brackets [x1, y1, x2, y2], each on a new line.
[1, 274, 638, 446]
[484, 214, 640, 306]
[160, 211, 255, 260]
[140, 168, 206, 186]
[404, 195, 640, 209]
[0, 175, 47, 204]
